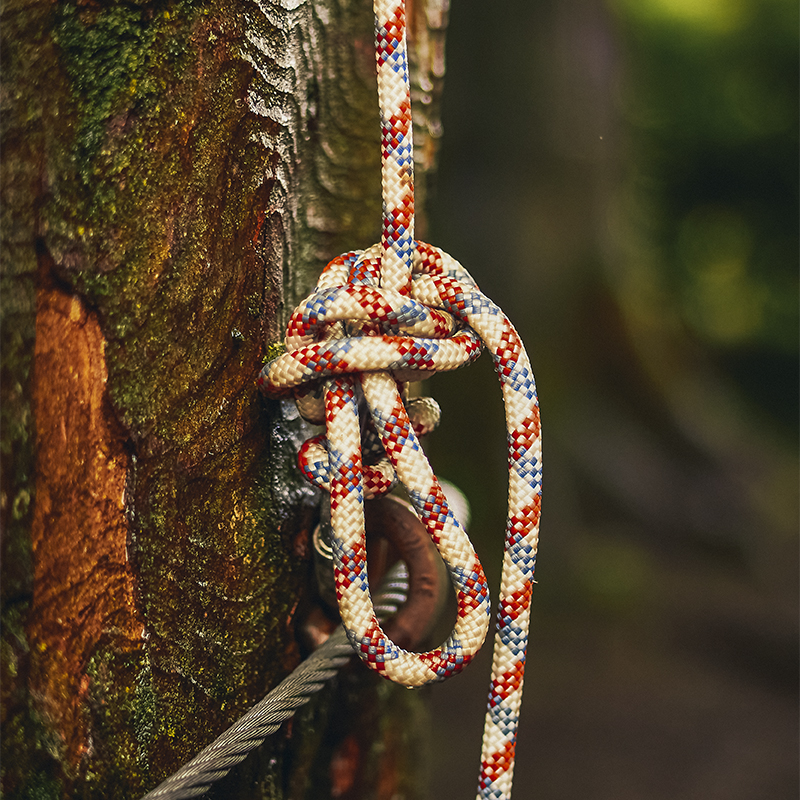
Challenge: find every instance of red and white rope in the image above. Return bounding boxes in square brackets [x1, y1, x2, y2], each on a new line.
[259, 4, 541, 798]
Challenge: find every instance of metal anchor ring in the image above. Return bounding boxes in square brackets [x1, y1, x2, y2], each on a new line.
[313, 495, 447, 651]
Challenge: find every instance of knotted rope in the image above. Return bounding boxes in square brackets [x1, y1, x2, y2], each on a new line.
[259, 2, 542, 798]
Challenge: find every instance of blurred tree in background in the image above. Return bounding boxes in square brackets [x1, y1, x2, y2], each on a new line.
[614, 0, 797, 423]
[419, 0, 798, 798]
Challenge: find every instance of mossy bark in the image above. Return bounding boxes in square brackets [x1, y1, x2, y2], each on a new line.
[1, 1, 447, 797]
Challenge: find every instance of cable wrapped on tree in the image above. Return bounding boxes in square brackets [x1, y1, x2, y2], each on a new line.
[141, 566, 411, 800]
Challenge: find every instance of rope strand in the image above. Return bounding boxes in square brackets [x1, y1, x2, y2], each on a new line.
[375, 0, 415, 292]
[261, 3, 542, 798]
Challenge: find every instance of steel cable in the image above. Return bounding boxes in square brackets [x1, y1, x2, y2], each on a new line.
[140, 565, 411, 800]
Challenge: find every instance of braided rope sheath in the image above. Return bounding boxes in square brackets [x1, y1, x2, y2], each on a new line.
[259, 3, 541, 798]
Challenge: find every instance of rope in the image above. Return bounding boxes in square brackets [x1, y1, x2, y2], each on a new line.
[140, 566, 411, 800]
[259, 2, 542, 798]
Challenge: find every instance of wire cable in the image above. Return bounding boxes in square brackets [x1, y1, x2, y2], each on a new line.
[140, 565, 411, 800]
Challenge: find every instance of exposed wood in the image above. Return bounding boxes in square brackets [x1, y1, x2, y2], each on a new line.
[29, 274, 141, 768]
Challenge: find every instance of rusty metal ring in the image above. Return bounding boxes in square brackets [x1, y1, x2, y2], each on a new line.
[313, 495, 447, 652]
[365, 495, 447, 650]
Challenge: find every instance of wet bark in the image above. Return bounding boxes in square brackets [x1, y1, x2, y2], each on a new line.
[0, 1, 448, 797]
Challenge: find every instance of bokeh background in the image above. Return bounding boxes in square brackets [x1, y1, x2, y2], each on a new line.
[419, 0, 799, 797]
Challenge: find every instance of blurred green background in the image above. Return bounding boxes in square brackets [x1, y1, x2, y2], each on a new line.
[420, 0, 798, 797]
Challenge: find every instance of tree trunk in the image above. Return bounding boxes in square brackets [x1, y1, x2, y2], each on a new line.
[1, 1, 448, 797]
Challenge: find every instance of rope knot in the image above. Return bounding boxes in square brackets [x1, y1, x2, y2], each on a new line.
[258, 242, 485, 495]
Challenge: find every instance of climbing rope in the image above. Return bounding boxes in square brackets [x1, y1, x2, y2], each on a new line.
[259, 1, 542, 798]
[141, 566, 412, 800]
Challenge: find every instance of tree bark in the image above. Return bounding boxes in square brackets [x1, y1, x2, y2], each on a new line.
[1, 0, 448, 797]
